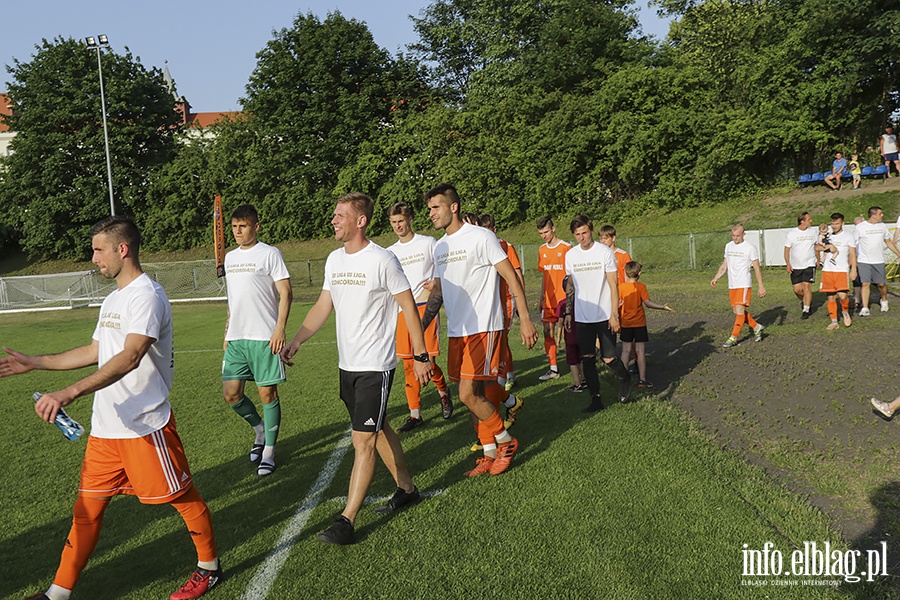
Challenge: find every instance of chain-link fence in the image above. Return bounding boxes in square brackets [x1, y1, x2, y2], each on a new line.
[4, 225, 899, 312]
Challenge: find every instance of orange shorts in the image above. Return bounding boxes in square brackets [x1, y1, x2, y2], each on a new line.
[396, 303, 440, 358]
[820, 271, 850, 293]
[729, 287, 752, 307]
[78, 413, 193, 505]
[447, 331, 502, 382]
[541, 307, 559, 323]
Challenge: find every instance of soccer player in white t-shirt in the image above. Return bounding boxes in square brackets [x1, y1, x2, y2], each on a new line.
[563, 216, 633, 413]
[817, 213, 857, 330]
[420, 184, 538, 477]
[1, 216, 221, 600]
[222, 204, 292, 477]
[854, 206, 900, 315]
[711, 224, 768, 347]
[281, 193, 431, 546]
[387, 202, 453, 431]
[783, 212, 817, 319]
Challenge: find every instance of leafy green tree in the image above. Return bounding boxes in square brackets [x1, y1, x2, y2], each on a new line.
[235, 11, 429, 240]
[0, 37, 179, 259]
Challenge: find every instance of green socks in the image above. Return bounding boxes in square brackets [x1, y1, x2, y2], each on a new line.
[263, 398, 281, 447]
[232, 395, 262, 428]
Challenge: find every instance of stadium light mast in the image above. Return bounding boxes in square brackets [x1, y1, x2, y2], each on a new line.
[85, 34, 116, 216]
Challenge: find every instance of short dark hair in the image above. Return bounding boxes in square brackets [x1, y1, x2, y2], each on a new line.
[231, 204, 259, 223]
[388, 202, 413, 220]
[91, 215, 141, 254]
[570, 215, 593, 233]
[830, 212, 844, 222]
[599, 225, 616, 238]
[478, 213, 495, 229]
[461, 213, 478, 225]
[536, 216, 554, 229]
[337, 192, 374, 225]
[797, 211, 810, 225]
[624, 260, 643, 279]
[868, 206, 882, 217]
[425, 183, 460, 210]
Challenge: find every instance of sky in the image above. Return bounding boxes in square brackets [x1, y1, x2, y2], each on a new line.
[3, 1, 672, 114]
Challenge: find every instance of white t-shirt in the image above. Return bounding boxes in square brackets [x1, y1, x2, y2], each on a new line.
[854, 220, 891, 264]
[225, 242, 291, 341]
[883, 133, 898, 154]
[323, 242, 410, 372]
[724, 240, 760, 289]
[821, 229, 855, 273]
[433, 222, 508, 337]
[565, 241, 618, 323]
[784, 227, 817, 269]
[388, 233, 436, 300]
[91, 273, 173, 439]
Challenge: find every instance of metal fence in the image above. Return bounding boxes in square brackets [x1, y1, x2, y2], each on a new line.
[3, 225, 898, 312]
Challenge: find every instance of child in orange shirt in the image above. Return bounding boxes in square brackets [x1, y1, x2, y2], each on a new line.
[619, 261, 674, 389]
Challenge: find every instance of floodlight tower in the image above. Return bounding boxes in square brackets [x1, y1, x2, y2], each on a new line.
[85, 34, 115, 216]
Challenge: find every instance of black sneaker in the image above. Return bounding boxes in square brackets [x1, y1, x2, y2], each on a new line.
[439, 390, 454, 420]
[800, 311, 810, 320]
[618, 372, 634, 403]
[317, 515, 354, 545]
[627, 362, 639, 375]
[566, 384, 585, 392]
[582, 396, 605, 413]
[397, 416, 424, 432]
[374, 486, 421, 515]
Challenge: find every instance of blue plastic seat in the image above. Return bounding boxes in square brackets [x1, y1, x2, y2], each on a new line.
[797, 174, 811, 184]
[861, 166, 875, 176]
[874, 165, 889, 177]
[810, 172, 824, 182]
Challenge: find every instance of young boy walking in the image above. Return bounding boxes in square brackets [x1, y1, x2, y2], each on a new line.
[618, 262, 675, 389]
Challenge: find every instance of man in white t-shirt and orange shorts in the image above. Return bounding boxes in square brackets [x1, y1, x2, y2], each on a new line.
[420, 184, 538, 477]
[282, 193, 431, 546]
[387, 202, 453, 431]
[711, 224, 768, 347]
[2, 216, 221, 600]
[817, 212, 856, 330]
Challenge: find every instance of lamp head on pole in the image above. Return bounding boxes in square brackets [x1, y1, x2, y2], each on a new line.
[85, 35, 109, 48]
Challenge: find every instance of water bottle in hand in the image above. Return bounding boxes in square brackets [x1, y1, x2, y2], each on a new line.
[33, 392, 84, 441]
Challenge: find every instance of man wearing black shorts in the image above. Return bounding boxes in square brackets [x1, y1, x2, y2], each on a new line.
[564, 215, 633, 413]
[783, 212, 817, 319]
[281, 192, 431, 545]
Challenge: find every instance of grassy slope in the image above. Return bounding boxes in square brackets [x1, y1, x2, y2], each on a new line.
[4, 180, 900, 275]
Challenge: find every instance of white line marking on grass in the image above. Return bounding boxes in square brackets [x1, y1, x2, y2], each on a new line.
[242, 429, 351, 600]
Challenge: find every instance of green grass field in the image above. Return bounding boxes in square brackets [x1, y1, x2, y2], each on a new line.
[2, 280, 893, 600]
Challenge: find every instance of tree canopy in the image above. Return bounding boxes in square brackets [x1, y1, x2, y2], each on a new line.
[2, 2, 898, 258]
[0, 37, 179, 259]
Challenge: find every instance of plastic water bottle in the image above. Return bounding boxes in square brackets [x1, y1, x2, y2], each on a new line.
[33, 392, 84, 441]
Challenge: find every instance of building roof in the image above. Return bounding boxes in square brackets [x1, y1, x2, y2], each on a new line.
[186, 111, 242, 128]
[0, 94, 11, 133]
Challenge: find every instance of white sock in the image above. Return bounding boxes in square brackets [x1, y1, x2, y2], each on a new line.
[497, 376, 506, 387]
[504, 395, 517, 408]
[506, 372, 515, 381]
[261, 446, 275, 462]
[495, 430, 512, 444]
[410, 409, 421, 418]
[803, 306, 810, 312]
[46, 585, 72, 600]
[198, 558, 219, 571]
[253, 423, 265, 445]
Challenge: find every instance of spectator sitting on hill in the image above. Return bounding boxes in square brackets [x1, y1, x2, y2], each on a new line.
[824, 152, 848, 191]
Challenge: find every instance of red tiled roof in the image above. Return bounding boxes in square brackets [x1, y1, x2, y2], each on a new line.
[0, 94, 11, 133]
[186, 111, 241, 128]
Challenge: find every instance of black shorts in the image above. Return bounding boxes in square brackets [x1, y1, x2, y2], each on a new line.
[620, 326, 649, 343]
[790, 266, 816, 285]
[339, 369, 395, 432]
[575, 321, 617, 360]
